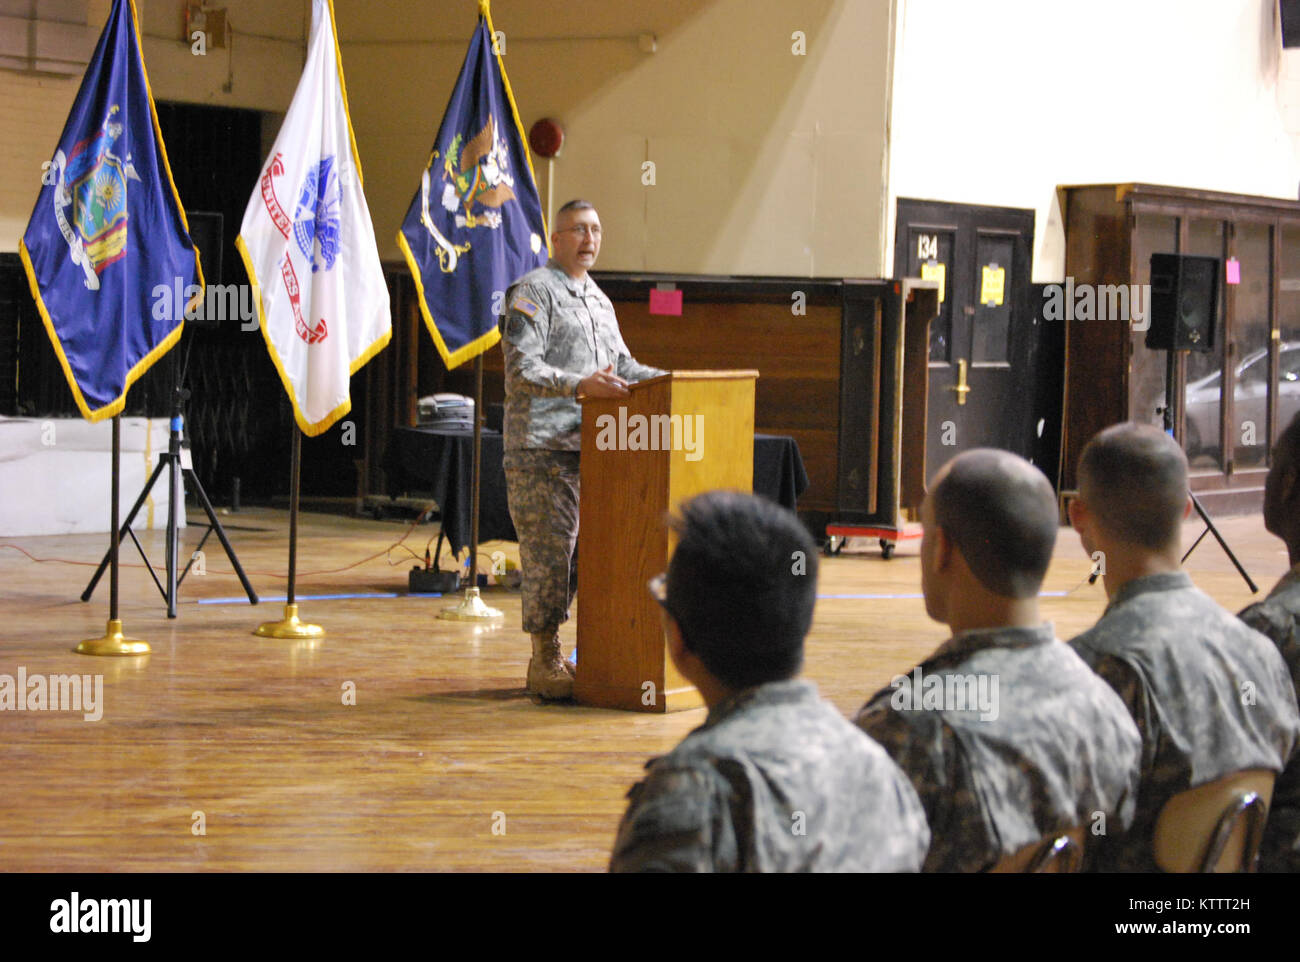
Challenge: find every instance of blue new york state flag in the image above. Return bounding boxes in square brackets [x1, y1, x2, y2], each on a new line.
[397, 0, 547, 369]
[19, 0, 202, 421]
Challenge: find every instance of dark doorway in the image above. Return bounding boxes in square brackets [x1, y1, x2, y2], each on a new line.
[895, 198, 1041, 480]
[150, 102, 284, 505]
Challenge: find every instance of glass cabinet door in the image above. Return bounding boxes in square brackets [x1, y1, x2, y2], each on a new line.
[1280, 225, 1300, 445]
[1230, 222, 1272, 470]
[1183, 219, 1226, 471]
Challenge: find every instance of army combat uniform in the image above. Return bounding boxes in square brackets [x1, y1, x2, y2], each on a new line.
[855, 623, 1142, 873]
[499, 260, 663, 641]
[1070, 571, 1300, 872]
[1239, 563, 1300, 872]
[609, 679, 931, 872]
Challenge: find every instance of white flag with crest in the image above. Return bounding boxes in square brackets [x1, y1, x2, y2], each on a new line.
[236, 0, 390, 436]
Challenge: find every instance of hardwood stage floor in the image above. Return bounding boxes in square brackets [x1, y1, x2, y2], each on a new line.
[0, 506, 1289, 872]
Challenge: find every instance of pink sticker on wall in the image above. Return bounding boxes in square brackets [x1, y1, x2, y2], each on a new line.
[649, 288, 683, 315]
[1226, 258, 1240, 285]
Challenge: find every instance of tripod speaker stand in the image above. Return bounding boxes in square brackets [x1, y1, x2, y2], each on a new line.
[1147, 252, 1256, 593]
[81, 338, 259, 617]
[1156, 349, 1258, 593]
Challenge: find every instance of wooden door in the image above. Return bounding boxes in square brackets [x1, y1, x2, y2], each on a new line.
[895, 199, 1036, 478]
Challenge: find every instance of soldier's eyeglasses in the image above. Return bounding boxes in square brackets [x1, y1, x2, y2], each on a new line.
[647, 572, 669, 609]
[559, 224, 602, 238]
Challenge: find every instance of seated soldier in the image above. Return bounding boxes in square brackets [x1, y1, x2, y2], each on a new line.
[1238, 411, 1300, 872]
[856, 448, 1142, 873]
[1068, 422, 1300, 872]
[609, 490, 930, 872]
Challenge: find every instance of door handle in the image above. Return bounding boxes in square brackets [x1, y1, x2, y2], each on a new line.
[948, 358, 971, 406]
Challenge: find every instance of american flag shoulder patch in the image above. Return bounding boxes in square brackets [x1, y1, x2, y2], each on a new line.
[511, 295, 540, 318]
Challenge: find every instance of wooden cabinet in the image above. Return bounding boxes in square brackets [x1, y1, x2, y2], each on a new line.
[1061, 184, 1300, 513]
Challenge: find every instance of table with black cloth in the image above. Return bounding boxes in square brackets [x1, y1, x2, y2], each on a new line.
[383, 426, 808, 557]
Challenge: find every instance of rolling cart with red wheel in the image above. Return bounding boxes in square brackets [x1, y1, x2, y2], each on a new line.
[824, 522, 922, 559]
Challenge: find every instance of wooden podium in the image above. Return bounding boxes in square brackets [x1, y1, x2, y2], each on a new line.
[575, 370, 758, 712]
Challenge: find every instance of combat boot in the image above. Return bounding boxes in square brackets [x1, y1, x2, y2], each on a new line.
[527, 631, 573, 699]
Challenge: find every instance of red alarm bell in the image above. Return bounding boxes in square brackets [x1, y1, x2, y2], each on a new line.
[528, 118, 564, 159]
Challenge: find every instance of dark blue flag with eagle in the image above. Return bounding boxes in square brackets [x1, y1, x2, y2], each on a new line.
[19, 0, 202, 421]
[397, 1, 547, 368]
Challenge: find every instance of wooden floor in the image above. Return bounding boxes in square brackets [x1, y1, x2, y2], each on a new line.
[0, 505, 1289, 871]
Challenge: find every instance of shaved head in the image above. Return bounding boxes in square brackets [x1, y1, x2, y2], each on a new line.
[1275, 411, 1300, 473]
[1265, 411, 1300, 543]
[555, 198, 595, 227]
[929, 449, 1059, 599]
[1078, 423, 1188, 552]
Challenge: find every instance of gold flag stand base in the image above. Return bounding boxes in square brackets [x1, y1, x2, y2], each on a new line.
[254, 603, 324, 639]
[439, 586, 503, 622]
[76, 619, 150, 656]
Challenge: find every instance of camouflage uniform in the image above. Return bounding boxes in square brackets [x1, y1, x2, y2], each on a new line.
[499, 260, 664, 635]
[856, 623, 1142, 873]
[610, 679, 930, 872]
[1070, 571, 1300, 872]
[503, 449, 580, 635]
[1239, 563, 1300, 873]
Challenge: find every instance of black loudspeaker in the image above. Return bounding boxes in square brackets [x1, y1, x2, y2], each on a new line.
[1282, 0, 1300, 47]
[1146, 253, 1218, 353]
[187, 211, 223, 282]
[184, 211, 224, 329]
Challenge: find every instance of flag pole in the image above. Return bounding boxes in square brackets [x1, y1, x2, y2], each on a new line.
[255, 426, 324, 638]
[441, 353, 503, 622]
[78, 414, 149, 656]
[546, 157, 555, 236]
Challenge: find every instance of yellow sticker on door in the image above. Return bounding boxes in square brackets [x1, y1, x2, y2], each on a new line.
[921, 261, 946, 303]
[980, 264, 1005, 307]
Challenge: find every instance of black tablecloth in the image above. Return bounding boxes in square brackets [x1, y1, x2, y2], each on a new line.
[383, 427, 515, 556]
[383, 427, 808, 555]
[753, 433, 810, 513]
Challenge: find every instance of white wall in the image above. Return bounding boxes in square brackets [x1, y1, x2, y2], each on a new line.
[886, 0, 1300, 281]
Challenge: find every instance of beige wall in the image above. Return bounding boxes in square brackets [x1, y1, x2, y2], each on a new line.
[2, 0, 896, 278]
[344, 0, 894, 276]
[1, 0, 304, 250]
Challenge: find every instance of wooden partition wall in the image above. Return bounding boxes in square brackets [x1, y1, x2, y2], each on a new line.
[378, 270, 930, 529]
[588, 277, 842, 513]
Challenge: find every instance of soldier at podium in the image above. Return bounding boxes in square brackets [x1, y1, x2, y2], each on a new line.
[610, 491, 930, 872]
[499, 199, 664, 699]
